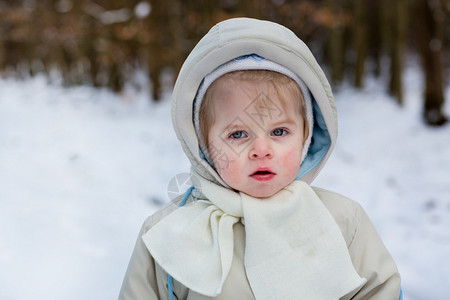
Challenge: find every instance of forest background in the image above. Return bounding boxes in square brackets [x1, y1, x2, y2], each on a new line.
[1, 0, 449, 125]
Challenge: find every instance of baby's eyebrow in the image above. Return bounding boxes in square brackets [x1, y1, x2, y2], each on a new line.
[272, 117, 299, 126]
[260, 113, 300, 127]
[220, 123, 244, 133]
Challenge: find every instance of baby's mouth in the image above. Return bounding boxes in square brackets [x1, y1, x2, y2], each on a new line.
[250, 169, 276, 181]
[252, 170, 273, 175]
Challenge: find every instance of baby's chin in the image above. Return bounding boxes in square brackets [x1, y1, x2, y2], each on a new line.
[239, 187, 284, 199]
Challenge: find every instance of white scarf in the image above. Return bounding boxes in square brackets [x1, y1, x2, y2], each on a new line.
[143, 171, 366, 299]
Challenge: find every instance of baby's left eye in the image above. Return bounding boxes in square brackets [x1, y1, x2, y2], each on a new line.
[229, 131, 247, 139]
[272, 128, 288, 136]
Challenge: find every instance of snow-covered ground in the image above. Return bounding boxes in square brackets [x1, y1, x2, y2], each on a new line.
[0, 66, 449, 300]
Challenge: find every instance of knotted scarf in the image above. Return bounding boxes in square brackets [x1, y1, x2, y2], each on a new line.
[143, 171, 366, 299]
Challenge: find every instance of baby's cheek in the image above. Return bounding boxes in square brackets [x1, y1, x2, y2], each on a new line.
[280, 148, 302, 178]
[216, 159, 240, 187]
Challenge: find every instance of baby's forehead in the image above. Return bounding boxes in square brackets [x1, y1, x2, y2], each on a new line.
[214, 69, 294, 85]
[211, 74, 302, 106]
[210, 82, 302, 123]
[213, 76, 275, 94]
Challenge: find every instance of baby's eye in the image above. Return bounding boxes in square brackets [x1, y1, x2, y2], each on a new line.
[229, 131, 247, 139]
[272, 128, 288, 136]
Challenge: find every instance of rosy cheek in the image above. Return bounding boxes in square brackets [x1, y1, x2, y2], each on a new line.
[215, 156, 239, 184]
[217, 165, 237, 187]
[280, 149, 302, 178]
[214, 157, 234, 175]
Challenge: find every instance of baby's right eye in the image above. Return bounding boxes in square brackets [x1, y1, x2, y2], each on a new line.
[229, 131, 247, 139]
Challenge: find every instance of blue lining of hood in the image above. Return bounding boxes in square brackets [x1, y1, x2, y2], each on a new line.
[295, 96, 331, 180]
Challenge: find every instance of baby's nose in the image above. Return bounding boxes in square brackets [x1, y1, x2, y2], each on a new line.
[249, 137, 273, 159]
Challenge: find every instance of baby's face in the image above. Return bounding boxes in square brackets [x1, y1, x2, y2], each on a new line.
[207, 79, 305, 198]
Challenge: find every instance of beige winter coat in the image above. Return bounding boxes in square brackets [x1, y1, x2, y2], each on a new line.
[119, 188, 400, 300]
[119, 18, 401, 299]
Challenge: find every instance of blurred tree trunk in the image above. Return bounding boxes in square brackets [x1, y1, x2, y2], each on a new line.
[388, 0, 407, 105]
[168, 0, 186, 75]
[367, 0, 382, 77]
[0, 26, 4, 72]
[414, 0, 448, 126]
[147, 0, 166, 101]
[324, 0, 345, 85]
[354, 0, 367, 88]
[86, 18, 101, 87]
[27, 1, 43, 77]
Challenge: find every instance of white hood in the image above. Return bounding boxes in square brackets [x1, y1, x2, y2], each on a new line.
[171, 17, 337, 187]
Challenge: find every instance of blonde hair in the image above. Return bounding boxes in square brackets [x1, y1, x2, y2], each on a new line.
[199, 70, 309, 147]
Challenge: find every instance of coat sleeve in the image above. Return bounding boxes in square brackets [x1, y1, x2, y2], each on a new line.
[118, 216, 168, 300]
[346, 203, 401, 300]
[118, 199, 185, 300]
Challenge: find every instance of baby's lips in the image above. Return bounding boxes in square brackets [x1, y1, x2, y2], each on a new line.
[250, 168, 276, 176]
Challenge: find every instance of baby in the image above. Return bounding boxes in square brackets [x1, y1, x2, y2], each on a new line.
[119, 18, 402, 300]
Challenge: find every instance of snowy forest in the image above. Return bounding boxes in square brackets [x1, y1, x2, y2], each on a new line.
[1, 0, 449, 125]
[1, 1, 450, 300]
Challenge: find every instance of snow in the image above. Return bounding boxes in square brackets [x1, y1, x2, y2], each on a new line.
[0, 66, 449, 299]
